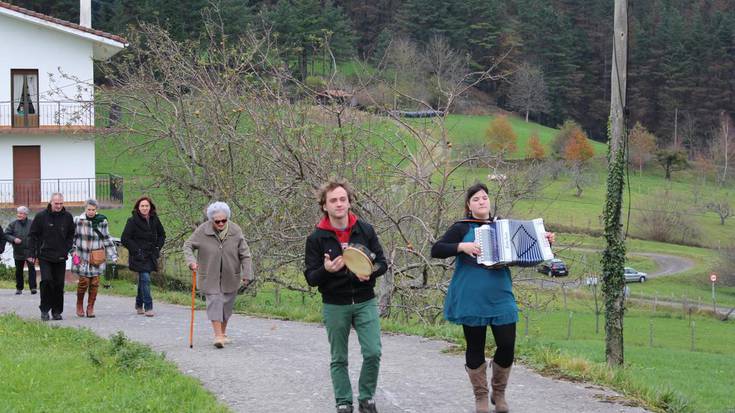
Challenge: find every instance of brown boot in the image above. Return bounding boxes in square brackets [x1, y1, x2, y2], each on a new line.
[76, 277, 89, 317]
[86, 277, 100, 318]
[491, 361, 511, 413]
[466, 362, 490, 413]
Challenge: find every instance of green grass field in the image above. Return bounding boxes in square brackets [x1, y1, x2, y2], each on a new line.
[0, 313, 229, 413]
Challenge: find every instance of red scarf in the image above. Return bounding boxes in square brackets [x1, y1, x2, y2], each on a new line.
[317, 212, 358, 249]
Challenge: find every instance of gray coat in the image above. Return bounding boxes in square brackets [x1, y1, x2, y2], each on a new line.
[4, 218, 33, 260]
[183, 221, 253, 295]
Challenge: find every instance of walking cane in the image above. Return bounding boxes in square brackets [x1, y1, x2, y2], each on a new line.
[189, 269, 196, 349]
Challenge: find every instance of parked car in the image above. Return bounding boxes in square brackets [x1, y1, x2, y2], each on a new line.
[624, 267, 647, 283]
[537, 259, 568, 277]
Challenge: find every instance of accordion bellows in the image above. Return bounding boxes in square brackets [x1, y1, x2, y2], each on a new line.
[475, 218, 554, 267]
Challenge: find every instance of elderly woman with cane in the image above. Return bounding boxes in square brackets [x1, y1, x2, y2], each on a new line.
[183, 202, 254, 348]
[72, 199, 118, 317]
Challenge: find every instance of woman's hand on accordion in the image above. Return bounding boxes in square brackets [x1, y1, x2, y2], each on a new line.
[545, 232, 556, 245]
[458, 242, 481, 257]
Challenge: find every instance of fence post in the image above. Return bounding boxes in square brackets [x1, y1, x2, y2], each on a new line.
[566, 312, 573, 340]
[274, 284, 281, 306]
[648, 320, 653, 347]
[690, 321, 695, 351]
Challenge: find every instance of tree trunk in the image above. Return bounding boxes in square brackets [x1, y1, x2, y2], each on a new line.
[602, 0, 628, 368]
[378, 269, 394, 317]
[299, 48, 308, 81]
[525, 110, 529, 122]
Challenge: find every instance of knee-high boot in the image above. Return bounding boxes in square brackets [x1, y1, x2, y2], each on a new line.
[76, 277, 89, 317]
[86, 277, 100, 318]
[490, 361, 511, 413]
[466, 362, 490, 413]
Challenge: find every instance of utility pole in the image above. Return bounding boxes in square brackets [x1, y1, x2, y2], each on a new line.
[601, 0, 628, 367]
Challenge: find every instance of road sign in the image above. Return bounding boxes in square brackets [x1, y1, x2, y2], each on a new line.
[710, 273, 717, 283]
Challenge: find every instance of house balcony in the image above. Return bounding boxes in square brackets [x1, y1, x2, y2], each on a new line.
[0, 100, 95, 133]
[0, 174, 123, 208]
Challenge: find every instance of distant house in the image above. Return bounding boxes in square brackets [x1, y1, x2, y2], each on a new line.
[316, 89, 353, 105]
[0, 0, 126, 207]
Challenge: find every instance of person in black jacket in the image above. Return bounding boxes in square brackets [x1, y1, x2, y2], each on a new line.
[27, 193, 75, 321]
[304, 180, 387, 413]
[121, 196, 166, 317]
[5, 206, 36, 295]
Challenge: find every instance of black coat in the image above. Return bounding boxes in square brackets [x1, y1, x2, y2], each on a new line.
[304, 219, 387, 305]
[4, 218, 33, 260]
[27, 207, 75, 263]
[121, 212, 166, 272]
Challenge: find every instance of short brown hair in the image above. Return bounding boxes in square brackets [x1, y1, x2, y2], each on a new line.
[317, 179, 355, 216]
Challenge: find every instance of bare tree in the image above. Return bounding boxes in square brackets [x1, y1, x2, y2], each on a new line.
[91, 13, 544, 327]
[382, 37, 426, 109]
[705, 196, 732, 225]
[508, 62, 550, 122]
[714, 111, 733, 184]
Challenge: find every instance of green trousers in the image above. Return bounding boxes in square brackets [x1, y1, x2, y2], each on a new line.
[323, 298, 382, 407]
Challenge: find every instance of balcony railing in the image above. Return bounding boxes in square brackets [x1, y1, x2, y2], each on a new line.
[0, 174, 123, 207]
[0, 100, 94, 128]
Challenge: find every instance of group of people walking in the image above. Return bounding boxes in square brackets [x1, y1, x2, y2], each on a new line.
[6, 193, 166, 321]
[6, 180, 553, 413]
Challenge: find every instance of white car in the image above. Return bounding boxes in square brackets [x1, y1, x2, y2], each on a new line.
[624, 267, 647, 283]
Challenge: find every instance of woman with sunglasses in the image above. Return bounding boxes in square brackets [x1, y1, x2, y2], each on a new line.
[121, 196, 166, 317]
[183, 201, 253, 348]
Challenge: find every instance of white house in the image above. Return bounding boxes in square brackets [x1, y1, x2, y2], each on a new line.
[0, 0, 126, 207]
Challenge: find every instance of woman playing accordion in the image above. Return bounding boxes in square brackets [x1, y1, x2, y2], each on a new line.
[431, 183, 554, 413]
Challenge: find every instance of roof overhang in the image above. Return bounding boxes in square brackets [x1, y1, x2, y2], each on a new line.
[0, 3, 127, 60]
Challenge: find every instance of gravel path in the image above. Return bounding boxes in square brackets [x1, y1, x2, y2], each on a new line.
[1, 289, 650, 413]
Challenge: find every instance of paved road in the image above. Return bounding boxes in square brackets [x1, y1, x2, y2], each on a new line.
[634, 252, 695, 278]
[1, 289, 650, 413]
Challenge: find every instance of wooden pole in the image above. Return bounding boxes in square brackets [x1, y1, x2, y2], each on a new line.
[189, 270, 197, 349]
[602, 0, 628, 367]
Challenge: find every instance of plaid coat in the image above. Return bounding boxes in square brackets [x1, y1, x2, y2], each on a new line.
[72, 213, 118, 277]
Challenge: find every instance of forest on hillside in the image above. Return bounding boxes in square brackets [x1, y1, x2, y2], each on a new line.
[11, 0, 735, 149]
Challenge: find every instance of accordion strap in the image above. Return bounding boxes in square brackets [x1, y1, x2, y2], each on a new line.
[456, 218, 494, 225]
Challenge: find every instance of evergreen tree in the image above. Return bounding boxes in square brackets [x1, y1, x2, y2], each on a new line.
[262, 0, 355, 80]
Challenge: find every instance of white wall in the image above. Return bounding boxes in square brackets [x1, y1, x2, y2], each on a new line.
[0, 13, 94, 108]
[0, 134, 96, 202]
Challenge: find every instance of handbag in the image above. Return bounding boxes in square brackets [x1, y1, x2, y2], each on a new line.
[87, 226, 107, 266]
[89, 248, 106, 266]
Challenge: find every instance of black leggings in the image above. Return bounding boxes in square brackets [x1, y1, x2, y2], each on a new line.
[463, 323, 516, 369]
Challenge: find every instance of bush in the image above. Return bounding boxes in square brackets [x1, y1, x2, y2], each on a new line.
[0, 264, 13, 281]
[304, 75, 327, 92]
[714, 245, 735, 287]
[635, 192, 702, 245]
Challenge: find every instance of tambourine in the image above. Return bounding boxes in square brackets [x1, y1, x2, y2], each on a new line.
[342, 243, 376, 277]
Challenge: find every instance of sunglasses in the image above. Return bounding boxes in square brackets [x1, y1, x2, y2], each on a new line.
[214, 219, 228, 224]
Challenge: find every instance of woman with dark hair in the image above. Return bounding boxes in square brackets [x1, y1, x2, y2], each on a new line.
[431, 183, 553, 413]
[121, 196, 166, 317]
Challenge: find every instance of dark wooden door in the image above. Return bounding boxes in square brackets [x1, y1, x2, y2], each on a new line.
[13, 146, 41, 206]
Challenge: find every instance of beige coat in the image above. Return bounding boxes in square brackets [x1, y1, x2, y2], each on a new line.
[182, 221, 253, 294]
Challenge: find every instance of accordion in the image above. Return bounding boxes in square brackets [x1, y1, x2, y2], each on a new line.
[474, 218, 553, 267]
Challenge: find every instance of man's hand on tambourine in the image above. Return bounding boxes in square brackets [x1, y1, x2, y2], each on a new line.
[324, 253, 345, 273]
[355, 273, 371, 282]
